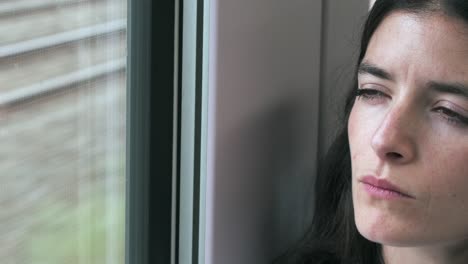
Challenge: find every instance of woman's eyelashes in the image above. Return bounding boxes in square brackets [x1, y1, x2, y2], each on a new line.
[356, 87, 468, 127]
[356, 88, 389, 103]
[432, 106, 468, 127]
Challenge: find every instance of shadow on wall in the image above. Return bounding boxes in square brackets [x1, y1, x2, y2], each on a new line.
[212, 97, 315, 264]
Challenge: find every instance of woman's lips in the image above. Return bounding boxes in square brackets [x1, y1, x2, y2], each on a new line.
[360, 176, 414, 199]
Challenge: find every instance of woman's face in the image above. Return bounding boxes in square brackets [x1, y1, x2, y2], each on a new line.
[349, 11, 468, 247]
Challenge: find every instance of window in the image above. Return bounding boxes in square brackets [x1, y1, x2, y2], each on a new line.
[0, 0, 204, 263]
[0, 0, 127, 262]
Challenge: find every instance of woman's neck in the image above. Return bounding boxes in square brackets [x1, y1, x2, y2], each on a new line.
[383, 241, 468, 264]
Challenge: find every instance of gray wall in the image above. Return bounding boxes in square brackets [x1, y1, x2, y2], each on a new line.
[205, 1, 368, 263]
[318, 0, 369, 157]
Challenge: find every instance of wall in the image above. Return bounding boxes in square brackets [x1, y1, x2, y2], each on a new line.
[318, 0, 369, 157]
[205, 0, 368, 263]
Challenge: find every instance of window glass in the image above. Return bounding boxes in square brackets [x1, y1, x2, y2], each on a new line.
[0, 0, 127, 263]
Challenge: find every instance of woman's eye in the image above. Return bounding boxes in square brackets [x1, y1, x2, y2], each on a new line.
[355, 88, 388, 101]
[433, 107, 468, 126]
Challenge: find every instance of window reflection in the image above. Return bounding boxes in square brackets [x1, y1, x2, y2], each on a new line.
[0, 0, 127, 263]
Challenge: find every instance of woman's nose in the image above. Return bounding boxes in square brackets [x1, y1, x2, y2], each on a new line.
[370, 106, 418, 164]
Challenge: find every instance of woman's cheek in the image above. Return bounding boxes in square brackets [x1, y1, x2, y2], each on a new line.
[348, 104, 369, 150]
[348, 106, 359, 142]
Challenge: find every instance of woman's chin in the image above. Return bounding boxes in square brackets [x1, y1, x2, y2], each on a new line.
[355, 214, 420, 247]
[357, 226, 409, 246]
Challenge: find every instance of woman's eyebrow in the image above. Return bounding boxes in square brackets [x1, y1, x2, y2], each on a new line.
[358, 62, 468, 99]
[428, 81, 468, 99]
[358, 62, 394, 81]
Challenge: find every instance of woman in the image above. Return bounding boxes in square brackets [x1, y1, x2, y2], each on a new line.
[276, 0, 468, 263]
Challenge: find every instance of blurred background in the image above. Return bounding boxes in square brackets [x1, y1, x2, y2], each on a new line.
[0, 0, 126, 263]
[203, 1, 370, 263]
[0, 0, 375, 263]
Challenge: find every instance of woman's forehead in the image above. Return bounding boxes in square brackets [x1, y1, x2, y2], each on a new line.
[363, 11, 468, 83]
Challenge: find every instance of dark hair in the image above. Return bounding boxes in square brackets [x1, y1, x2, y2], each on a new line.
[274, 0, 468, 263]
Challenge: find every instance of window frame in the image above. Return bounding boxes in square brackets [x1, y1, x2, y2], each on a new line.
[126, 0, 209, 262]
[125, 0, 180, 263]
